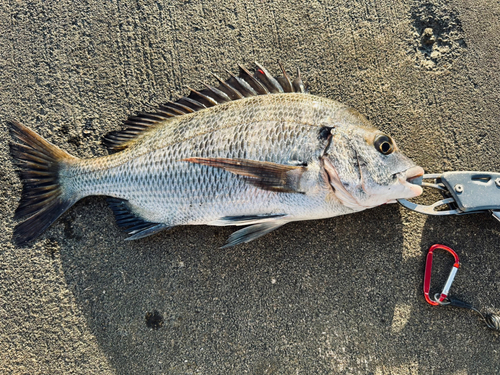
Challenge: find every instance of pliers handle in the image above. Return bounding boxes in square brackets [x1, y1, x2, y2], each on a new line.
[397, 171, 500, 220]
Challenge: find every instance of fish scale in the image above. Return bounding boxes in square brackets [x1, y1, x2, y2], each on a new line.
[9, 63, 423, 247]
[65, 95, 333, 221]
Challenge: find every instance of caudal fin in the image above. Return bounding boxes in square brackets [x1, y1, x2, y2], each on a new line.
[9, 121, 78, 246]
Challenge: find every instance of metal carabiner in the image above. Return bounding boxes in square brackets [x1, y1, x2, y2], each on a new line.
[423, 244, 460, 306]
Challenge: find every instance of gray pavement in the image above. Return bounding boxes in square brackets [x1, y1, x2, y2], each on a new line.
[1, 0, 500, 374]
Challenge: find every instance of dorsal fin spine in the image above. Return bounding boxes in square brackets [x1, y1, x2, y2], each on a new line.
[211, 73, 244, 99]
[168, 101, 195, 113]
[103, 63, 309, 153]
[178, 97, 207, 110]
[187, 86, 219, 106]
[238, 64, 269, 95]
[199, 81, 232, 103]
[160, 104, 187, 115]
[225, 71, 258, 97]
[277, 61, 293, 92]
[156, 107, 179, 117]
[293, 68, 306, 94]
[254, 62, 284, 93]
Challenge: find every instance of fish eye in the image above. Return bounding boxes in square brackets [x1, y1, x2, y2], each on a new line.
[374, 135, 394, 155]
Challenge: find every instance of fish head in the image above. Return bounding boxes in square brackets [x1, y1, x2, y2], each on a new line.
[322, 123, 423, 210]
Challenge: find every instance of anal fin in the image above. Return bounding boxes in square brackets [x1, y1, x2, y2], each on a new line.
[107, 197, 170, 240]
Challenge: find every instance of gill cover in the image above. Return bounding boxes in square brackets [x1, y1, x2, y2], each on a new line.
[321, 127, 422, 208]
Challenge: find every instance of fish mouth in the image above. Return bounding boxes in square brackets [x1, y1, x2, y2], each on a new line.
[395, 166, 424, 197]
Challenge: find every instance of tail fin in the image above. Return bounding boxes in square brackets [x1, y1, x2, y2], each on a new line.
[9, 121, 78, 246]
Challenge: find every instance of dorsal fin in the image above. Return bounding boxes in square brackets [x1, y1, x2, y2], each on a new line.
[103, 62, 309, 153]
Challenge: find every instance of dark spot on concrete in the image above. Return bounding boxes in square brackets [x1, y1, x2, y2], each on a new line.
[145, 310, 164, 330]
[421, 27, 436, 45]
[68, 136, 81, 147]
[60, 124, 70, 135]
[82, 120, 94, 137]
[44, 238, 59, 259]
[410, 1, 466, 71]
[61, 216, 81, 240]
[84, 118, 94, 130]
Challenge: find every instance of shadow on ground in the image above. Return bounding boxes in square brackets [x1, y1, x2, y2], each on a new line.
[55, 200, 413, 374]
[53, 200, 500, 374]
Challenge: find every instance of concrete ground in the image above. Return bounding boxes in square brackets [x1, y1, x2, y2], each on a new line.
[1, 0, 500, 374]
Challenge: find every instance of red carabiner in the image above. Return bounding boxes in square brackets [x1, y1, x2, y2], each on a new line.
[423, 244, 460, 306]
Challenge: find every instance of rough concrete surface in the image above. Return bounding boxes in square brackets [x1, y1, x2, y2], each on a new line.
[1, 0, 500, 374]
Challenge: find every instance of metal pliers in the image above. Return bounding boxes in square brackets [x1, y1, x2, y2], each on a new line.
[397, 171, 500, 221]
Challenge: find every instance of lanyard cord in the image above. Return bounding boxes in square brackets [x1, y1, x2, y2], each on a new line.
[446, 296, 500, 331]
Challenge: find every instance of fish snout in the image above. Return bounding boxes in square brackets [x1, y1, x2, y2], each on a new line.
[396, 166, 424, 198]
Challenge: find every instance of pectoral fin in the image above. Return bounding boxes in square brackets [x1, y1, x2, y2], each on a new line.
[183, 157, 306, 193]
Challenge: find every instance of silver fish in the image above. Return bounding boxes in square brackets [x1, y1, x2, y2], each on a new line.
[9, 63, 423, 247]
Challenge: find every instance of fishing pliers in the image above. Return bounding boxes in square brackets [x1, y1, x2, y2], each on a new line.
[397, 171, 500, 221]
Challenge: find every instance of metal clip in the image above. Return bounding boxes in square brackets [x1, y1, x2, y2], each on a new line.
[398, 171, 500, 216]
[423, 244, 460, 306]
[397, 174, 460, 215]
[398, 196, 459, 215]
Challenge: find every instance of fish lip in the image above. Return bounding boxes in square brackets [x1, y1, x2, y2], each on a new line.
[393, 166, 424, 182]
[395, 166, 425, 197]
[404, 166, 425, 182]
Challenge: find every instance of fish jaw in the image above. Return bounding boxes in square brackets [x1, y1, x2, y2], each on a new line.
[363, 165, 424, 207]
[321, 155, 425, 209]
[395, 166, 424, 199]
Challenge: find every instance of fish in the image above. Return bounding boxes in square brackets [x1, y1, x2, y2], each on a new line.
[9, 62, 424, 248]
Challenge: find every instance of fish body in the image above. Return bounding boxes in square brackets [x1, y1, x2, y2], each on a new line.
[10, 64, 423, 247]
